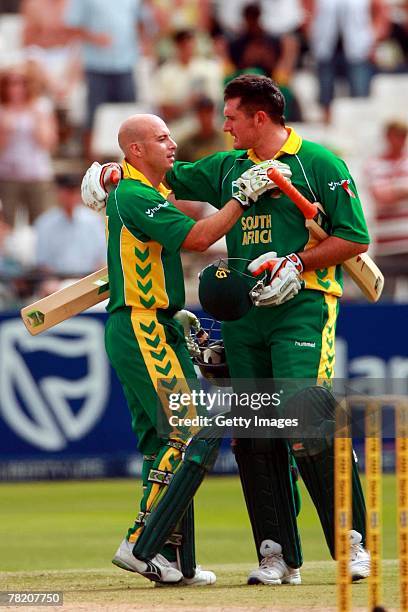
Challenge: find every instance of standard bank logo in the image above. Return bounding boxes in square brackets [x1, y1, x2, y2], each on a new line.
[0, 318, 109, 451]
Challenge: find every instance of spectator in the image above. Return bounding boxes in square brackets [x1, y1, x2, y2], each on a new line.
[154, 29, 223, 122]
[365, 120, 408, 298]
[228, 2, 300, 86]
[0, 64, 58, 227]
[213, 0, 304, 83]
[0, 199, 38, 310]
[386, 0, 408, 71]
[209, 25, 236, 81]
[228, 4, 279, 71]
[34, 173, 106, 277]
[21, 0, 71, 49]
[223, 4, 303, 121]
[177, 96, 225, 162]
[305, 0, 390, 123]
[63, 0, 147, 158]
[149, 0, 211, 35]
[21, 0, 83, 134]
[213, 0, 304, 36]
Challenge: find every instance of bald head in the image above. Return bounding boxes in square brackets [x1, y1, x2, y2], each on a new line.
[118, 114, 167, 156]
[117, 113, 177, 186]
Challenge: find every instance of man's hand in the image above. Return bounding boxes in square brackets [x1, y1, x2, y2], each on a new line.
[231, 159, 292, 209]
[248, 252, 304, 307]
[81, 161, 122, 212]
[174, 309, 208, 357]
[174, 309, 200, 335]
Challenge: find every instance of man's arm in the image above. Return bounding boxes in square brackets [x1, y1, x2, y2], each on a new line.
[299, 236, 369, 271]
[182, 199, 243, 252]
[63, 0, 111, 46]
[64, 25, 111, 46]
[178, 162, 293, 251]
[168, 194, 208, 219]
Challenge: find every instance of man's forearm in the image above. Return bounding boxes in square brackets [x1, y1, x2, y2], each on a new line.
[182, 199, 242, 252]
[299, 236, 369, 271]
[65, 26, 110, 46]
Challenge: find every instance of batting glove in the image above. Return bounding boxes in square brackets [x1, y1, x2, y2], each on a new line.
[248, 252, 304, 307]
[174, 309, 207, 357]
[81, 162, 122, 212]
[231, 159, 292, 209]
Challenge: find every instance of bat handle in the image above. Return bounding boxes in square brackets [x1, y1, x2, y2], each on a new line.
[101, 165, 121, 192]
[267, 167, 318, 219]
[111, 169, 120, 185]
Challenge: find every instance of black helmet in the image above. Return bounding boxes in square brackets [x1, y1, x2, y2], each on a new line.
[195, 340, 230, 387]
[198, 259, 264, 322]
[191, 318, 231, 387]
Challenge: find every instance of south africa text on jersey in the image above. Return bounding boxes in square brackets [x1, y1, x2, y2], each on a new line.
[241, 214, 272, 245]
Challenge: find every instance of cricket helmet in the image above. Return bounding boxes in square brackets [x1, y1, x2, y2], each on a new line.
[198, 259, 264, 322]
[192, 318, 231, 387]
[195, 340, 230, 387]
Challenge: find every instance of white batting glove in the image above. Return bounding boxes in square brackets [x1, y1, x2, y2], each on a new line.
[174, 309, 204, 357]
[81, 162, 122, 212]
[248, 252, 304, 307]
[232, 159, 292, 208]
[174, 309, 200, 334]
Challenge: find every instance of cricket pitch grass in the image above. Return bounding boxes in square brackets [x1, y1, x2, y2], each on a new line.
[0, 475, 399, 611]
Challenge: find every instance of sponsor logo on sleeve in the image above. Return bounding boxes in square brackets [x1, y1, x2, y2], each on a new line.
[145, 201, 170, 218]
[328, 179, 356, 198]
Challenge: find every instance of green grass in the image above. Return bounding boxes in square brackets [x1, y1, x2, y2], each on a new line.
[0, 475, 400, 610]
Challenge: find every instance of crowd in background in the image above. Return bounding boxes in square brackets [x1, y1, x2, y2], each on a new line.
[0, 0, 407, 308]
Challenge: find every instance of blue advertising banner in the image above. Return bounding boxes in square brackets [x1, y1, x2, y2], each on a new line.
[0, 304, 406, 480]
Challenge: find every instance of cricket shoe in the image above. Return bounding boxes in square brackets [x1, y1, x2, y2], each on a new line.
[349, 530, 370, 581]
[247, 540, 302, 585]
[155, 563, 216, 587]
[112, 538, 182, 583]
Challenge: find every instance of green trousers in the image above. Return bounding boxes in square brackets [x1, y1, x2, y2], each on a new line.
[222, 290, 366, 565]
[105, 306, 203, 559]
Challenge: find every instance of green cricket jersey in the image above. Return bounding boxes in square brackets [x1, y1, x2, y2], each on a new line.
[106, 162, 195, 313]
[166, 128, 370, 296]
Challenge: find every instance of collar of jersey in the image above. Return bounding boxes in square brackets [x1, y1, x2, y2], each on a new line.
[121, 160, 171, 198]
[247, 127, 302, 164]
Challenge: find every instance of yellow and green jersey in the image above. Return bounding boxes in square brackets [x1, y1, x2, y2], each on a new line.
[106, 162, 195, 314]
[166, 128, 370, 297]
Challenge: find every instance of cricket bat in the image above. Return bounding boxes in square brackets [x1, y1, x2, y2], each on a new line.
[20, 267, 110, 335]
[267, 167, 384, 302]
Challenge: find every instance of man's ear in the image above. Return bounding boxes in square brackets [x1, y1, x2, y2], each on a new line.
[254, 110, 268, 128]
[129, 142, 143, 157]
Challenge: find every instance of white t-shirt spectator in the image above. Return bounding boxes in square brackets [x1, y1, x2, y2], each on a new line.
[365, 152, 408, 255]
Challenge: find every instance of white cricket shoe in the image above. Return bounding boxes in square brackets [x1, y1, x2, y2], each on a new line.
[247, 540, 302, 585]
[112, 538, 182, 584]
[156, 563, 216, 587]
[349, 530, 370, 581]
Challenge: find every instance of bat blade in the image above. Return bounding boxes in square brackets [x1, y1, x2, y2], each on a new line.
[267, 167, 384, 302]
[21, 266, 110, 335]
[305, 218, 384, 302]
